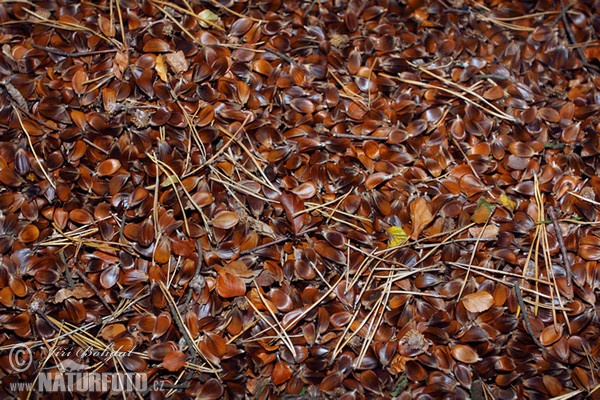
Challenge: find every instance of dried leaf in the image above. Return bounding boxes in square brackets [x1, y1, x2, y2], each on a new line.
[387, 226, 408, 247]
[410, 198, 434, 240]
[272, 360, 293, 385]
[143, 38, 170, 53]
[212, 211, 240, 230]
[451, 344, 481, 363]
[220, 261, 254, 278]
[471, 197, 495, 223]
[468, 224, 499, 239]
[216, 272, 246, 298]
[162, 350, 186, 372]
[498, 193, 516, 211]
[155, 54, 168, 82]
[540, 324, 564, 346]
[113, 51, 129, 79]
[19, 224, 39, 243]
[280, 192, 309, 234]
[462, 291, 494, 313]
[198, 9, 219, 28]
[197, 379, 223, 400]
[100, 324, 126, 341]
[97, 159, 121, 177]
[165, 51, 189, 74]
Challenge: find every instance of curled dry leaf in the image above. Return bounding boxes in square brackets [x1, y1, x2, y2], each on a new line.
[216, 271, 246, 298]
[212, 211, 240, 230]
[540, 324, 564, 346]
[451, 344, 480, 364]
[468, 224, 499, 239]
[272, 360, 293, 385]
[196, 378, 223, 400]
[99, 324, 126, 341]
[143, 38, 171, 53]
[148, 342, 177, 361]
[461, 291, 494, 313]
[162, 350, 187, 372]
[69, 209, 94, 225]
[96, 159, 121, 177]
[164, 51, 189, 74]
[290, 182, 316, 199]
[18, 224, 39, 243]
[410, 197, 434, 239]
[280, 192, 309, 234]
[155, 54, 168, 82]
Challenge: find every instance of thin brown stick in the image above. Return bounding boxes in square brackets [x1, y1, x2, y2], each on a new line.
[548, 207, 572, 287]
[32, 44, 118, 57]
[208, 0, 268, 23]
[74, 269, 113, 312]
[239, 236, 288, 255]
[59, 252, 75, 289]
[157, 280, 219, 376]
[332, 133, 388, 141]
[178, 242, 203, 390]
[559, 0, 600, 73]
[182, 241, 203, 313]
[514, 281, 545, 350]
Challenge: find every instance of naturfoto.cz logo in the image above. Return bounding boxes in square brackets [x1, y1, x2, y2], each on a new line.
[8, 344, 164, 393]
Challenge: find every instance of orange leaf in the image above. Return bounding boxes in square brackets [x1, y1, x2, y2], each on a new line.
[113, 51, 129, 80]
[471, 198, 495, 224]
[153, 237, 171, 264]
[221, 260, 253, 278]
[451, 344, 480, 363]
[409, 198, 434, 240]
[212, 211, 240, 229]
[216, 272, 246, 298]
[540, 324, 564, 346]
[0, 286, 14, 307]
[272, 360, 293, 385]
[280, 192, 309, 234]
[19, 224, 39, 243]
[98, 15, 116, 37]
[461, 291, 494, 313]
[483, 85, 504, 100]
[100, 324, 126, 341]
[162, 350, 186, 372]
[97, 159, 121, 177]
[71, 70, 88, 95]
[143, 38, 171, 53]
[197, 379, 223, 400]
[204, 332, 227, 358]
[155, 54, 168, 82]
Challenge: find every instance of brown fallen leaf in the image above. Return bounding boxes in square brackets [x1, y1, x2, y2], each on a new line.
[280, 192, 309, 234]
[218, 261, 254, 278]
[468, 225, 499, 239]
[410, 197, 434, 240]
[165, 50, 189, 74]
[113, 51, 129, 80]
[162, 350, 186, 372]
[471, 197, 495, 224]
[155, 54, 168, 82]
[216, 271, 246, 298]
[462, 291, 494, 313]
[99, 324, 127, 341]
[451, 344, 481, 363]
[53, 285, 95, 303]
[212, 211, 240, 230]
